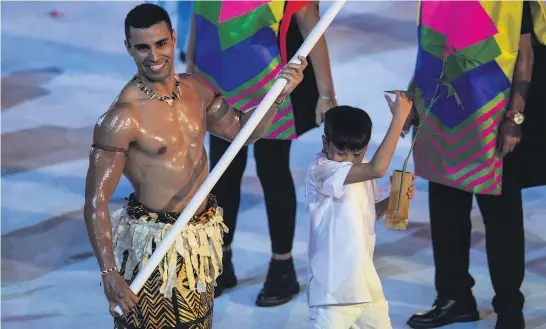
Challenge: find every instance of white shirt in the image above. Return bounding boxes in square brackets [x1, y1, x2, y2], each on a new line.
[305, 152, 382, 307]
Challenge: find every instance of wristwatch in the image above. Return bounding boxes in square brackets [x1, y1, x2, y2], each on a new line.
[505, 110, 525, 125]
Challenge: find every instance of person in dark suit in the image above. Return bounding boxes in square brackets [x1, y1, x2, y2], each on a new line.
[406, 2, 542, 329]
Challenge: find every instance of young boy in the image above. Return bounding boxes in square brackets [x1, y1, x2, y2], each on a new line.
[305, 91, 414, 329]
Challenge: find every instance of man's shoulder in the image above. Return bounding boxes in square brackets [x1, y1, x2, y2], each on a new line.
[177, 73, 202, 86]
[105, 80, 150, 120]
[96, 92, 139, 134]
[92, 99, 138, 144]
[117, 79, 148, 105]
[177, 73, 211, 94]
[177, 72, 200, 81]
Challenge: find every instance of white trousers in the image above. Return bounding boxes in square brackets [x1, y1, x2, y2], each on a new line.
[309, 258, 392, 329]
[309, 300, 392, 329]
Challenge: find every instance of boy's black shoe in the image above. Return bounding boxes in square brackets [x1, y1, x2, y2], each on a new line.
[255, 258, 299, 307]
[407, 298, 480, 328]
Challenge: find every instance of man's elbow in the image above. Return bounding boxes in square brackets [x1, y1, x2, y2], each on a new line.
[297, 20, 315, 38]
[244, 124, 267, 145]
[296, 6, 319, 37]
[244, 136, 260, 146]
[212, 130, 253, 145]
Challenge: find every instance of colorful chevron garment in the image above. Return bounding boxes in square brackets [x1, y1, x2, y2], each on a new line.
[412, 0, 546, 195]
[193, 1, 308, 140]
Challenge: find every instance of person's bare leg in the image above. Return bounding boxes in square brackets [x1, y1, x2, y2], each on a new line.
[272, 252, 292, 261]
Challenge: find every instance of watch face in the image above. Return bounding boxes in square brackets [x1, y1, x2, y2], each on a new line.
[513, 113, 524, 124]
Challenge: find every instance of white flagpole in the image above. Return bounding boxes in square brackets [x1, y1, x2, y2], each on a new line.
[115, 0, 346, 315]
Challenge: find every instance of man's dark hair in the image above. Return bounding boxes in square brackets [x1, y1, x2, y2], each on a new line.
[125, 4, 173, 42]
[324, 105, 373, 152]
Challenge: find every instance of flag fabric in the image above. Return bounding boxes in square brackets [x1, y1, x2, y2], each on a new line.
[193, 0, 314, 140]
[280, 0, 313, 64]
[412, 0, 546, 195]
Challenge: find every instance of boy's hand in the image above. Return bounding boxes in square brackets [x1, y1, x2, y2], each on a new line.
[389, 174, 416, 199]
[407, 174, 416, 199]
[407, 183, 416, 199]
[408, 175, 415, 200]
[384, 91, 413, 121]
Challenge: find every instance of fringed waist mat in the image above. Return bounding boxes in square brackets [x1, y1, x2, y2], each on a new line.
[110, 194, 228, 298]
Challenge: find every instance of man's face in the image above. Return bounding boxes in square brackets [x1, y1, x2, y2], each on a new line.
[125, 21, 177, 82]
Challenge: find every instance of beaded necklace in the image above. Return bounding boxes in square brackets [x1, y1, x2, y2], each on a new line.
[132, 74, 181, 106]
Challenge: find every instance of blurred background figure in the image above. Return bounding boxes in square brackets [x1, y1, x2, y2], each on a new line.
[405, 1, 546, 329]
[153, 0, 193, 63]
[186, 1, 337, 306]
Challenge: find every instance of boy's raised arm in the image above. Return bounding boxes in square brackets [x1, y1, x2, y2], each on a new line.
[344, 91, 413, 185]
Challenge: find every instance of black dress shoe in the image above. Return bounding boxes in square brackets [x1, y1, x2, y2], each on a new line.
[255, 258, 300, 307]
[214, 250, 237, 298]
[407, 299, 480, 328]
[496, 313, 525, 329]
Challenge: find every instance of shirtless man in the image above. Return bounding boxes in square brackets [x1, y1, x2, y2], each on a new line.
[83, 4, 306, 329]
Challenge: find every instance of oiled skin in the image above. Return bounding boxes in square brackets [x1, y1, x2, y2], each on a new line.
[90, 75, 239, 215]
[83, 72, 291, 279]
[83, 17, 307, 315]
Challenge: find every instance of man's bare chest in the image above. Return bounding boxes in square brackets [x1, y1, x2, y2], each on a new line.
[133, 102, 206, 158]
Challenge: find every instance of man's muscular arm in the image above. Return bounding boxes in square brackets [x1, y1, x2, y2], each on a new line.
[186, 20, 295, 143]
[204, 93, 285, 145]
[84, 103, 139, 313]
[193, 57, 306, 144]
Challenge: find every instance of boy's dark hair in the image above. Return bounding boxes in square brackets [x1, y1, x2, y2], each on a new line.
[324, 106, 373, 151]
[125, 4, 173, 42]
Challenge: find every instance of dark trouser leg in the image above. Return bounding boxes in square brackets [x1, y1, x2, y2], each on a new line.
[209, 135, 248, 248]
[254, 139, 297, 255]
[209, 135, 247, 296]
[253, 139, 299, 307]
[476, 158, 524, 326]
[429, 182, 475, 300]
[408, 181, 479, 328]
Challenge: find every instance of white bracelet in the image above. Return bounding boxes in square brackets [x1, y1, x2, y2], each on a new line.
[100, 267, 118, 276]
[320, 95, 336, 101]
